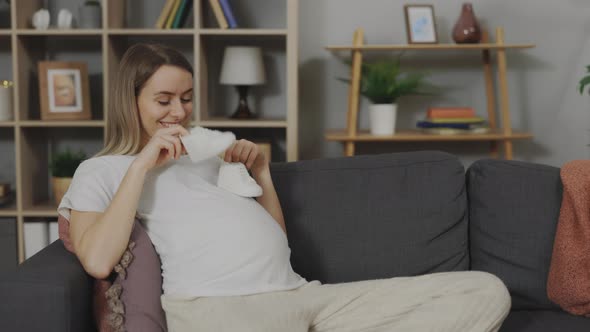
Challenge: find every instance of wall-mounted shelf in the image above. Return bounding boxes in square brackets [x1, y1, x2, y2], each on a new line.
[325, 43, 534, 51]
[326, 129, 533, 142]
[325, 27, 535, 159]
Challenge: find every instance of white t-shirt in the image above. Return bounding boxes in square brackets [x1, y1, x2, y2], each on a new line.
[58, 154, 307, 298]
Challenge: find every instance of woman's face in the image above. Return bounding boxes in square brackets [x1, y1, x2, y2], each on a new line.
[137, 64, 193, 146]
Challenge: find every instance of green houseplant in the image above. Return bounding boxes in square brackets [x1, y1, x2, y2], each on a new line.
[49, 148, 86, 205]
[340, 57, 433, 135]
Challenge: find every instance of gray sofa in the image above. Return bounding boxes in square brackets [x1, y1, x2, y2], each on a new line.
[1, 151, 589, 331]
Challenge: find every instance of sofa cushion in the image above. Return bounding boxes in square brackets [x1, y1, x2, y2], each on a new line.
[271, 151, 469, 283]
[467, 159, 562, 310]
[500, 310, 590, 332]
[58, 215, 166, 331]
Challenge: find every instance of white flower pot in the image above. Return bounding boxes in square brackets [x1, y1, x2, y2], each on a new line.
[369, 103, 397, 135]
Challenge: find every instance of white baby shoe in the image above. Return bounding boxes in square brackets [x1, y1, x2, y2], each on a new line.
[217, 162, 263, 197]
[180, 126, 236, 163]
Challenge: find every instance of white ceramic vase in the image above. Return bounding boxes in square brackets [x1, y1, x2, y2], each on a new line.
[369, 103, 397, 135]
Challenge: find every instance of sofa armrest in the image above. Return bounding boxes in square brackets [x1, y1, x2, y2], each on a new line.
[0, 240, 94, 332]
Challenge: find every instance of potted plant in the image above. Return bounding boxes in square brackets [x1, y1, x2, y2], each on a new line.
[50, 148, 86, 205]
[340, 57, 433, 135]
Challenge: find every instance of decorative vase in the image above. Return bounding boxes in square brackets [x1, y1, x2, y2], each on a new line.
[79, 3, 102, 29]
[369, 103, 397, 135]
[52, 177, 72, 206]
[452, 3, 482, 44]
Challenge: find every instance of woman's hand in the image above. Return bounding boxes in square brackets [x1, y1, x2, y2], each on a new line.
[223, 139, 269, 176]
[133, 126, 190, 172]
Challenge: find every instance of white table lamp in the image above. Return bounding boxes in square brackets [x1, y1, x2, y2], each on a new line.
[220, 46, 266, 119]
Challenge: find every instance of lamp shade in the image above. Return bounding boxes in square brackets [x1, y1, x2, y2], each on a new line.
[219, 46, 266, 85]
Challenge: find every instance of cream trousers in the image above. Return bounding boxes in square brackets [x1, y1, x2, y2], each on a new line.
[161, 271, 511, 332]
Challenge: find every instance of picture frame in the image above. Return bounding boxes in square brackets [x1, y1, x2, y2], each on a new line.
[38, 61, 91, 120]
[404, 5, 438, 44]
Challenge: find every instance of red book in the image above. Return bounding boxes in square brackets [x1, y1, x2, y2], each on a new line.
[427, 107, 476, 118]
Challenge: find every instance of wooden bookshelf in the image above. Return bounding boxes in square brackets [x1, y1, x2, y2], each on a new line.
[3, 0, 299, 264]
[325, 27, 535, 159]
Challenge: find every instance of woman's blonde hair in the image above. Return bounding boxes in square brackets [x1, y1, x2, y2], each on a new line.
[95, 43, 193, 157]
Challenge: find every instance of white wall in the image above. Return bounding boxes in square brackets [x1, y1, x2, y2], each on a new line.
[298, 0, 590, 167]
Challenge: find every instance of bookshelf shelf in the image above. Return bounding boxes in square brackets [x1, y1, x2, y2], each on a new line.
[107, 28, 196, 36]
[326, 27, 534, 159]
[0, 31, 11, 35]
[22, 201, 58, 217]
[0, 122, 15, 127]
[199, 29, 288, 36]
[15, 29, 103, 36]
[18, 121, 106, 128]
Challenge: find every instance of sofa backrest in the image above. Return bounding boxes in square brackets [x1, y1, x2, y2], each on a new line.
[467, 159, 562, 310]
[271, 151, 469, 283]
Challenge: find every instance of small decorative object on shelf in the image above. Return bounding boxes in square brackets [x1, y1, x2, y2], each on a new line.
[0, 182, 9, 197]
[404, 4, 438, 44]
[49, 148, 87, 206]
[31, 8, 50, 30]
[0, 182, 12, 207]
[57, 9, 73, 29]
[339, 57, 434, 135]
[38, 61, 92, 121]
[79, 0, 102, 29]
[220, 46, 267, 119]
[452, 3, 482, 44]
[0, 80, 13, 121]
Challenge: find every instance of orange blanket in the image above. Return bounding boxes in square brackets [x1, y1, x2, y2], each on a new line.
[547, 160, 590, 316]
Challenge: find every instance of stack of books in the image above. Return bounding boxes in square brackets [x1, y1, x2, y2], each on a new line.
[207, 0, 238, 29]
[155, 0, 194, 29]
[416, 107, 490, 135]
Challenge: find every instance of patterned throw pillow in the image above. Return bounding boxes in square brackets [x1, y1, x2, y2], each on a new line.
[58, 214, 167, 332]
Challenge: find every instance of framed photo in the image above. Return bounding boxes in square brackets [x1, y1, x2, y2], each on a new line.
[38, 61, 91, 120]
[404, 5, 438, 44]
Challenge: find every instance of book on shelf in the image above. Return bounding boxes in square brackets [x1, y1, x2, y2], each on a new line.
[426, 107, 475, 118]
[155, 0, 176, 28]
[417, 121, 485, 130]
[165, 0, 183, 29]
[208, 0, 229, 29]
[423, 116, 486, 124]
[219, 0, 238, 28]
[172, 0, 193, 28]
[421, 127, 491, 135]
